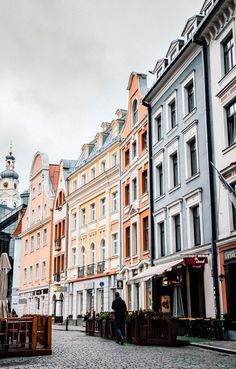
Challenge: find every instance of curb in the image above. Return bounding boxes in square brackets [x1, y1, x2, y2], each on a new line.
[190, 342, 236, 355]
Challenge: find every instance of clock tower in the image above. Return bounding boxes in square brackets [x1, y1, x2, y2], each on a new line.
[0, 146, 20, 209]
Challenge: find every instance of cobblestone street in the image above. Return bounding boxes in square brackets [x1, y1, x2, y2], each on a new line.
[1, 330, 236, 369]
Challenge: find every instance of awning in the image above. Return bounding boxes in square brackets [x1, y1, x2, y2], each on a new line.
[128, 259, 184, 284]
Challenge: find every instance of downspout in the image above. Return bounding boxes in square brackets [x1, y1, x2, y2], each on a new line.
[194, 37, 220, 319]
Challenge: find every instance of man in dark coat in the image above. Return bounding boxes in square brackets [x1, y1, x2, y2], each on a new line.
[112, 292, 127, 344]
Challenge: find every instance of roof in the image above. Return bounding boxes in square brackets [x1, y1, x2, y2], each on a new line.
[126, 72, 148, 94]
[166, 39, 184, 58]
[12, 207, 26, 238]
[181, 15, 204, 37]
[49, 164, 60, 193]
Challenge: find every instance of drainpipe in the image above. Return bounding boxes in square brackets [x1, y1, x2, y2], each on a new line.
[142, 102, 155, 310]
[194, 37, 220, 319]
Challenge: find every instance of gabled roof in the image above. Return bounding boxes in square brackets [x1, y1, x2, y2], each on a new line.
[12, 208, 26, 238]
[151, 58, 168, 75]
[49, 164, 60, 193]
[181, 15, 204, 37]
[166, 39, 184, 58]
[126, 72, 147, 94]
[200, 0, 213, 15]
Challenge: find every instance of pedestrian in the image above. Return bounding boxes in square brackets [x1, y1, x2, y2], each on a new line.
[11, 308, 16, 317]
[111, 291, 127, 345]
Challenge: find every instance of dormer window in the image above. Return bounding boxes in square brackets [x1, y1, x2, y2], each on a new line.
[156, 68, 162, 79]
[170, 49, 177, 61]
[187, 27, 194, 41]
[132, 99, 138, 125]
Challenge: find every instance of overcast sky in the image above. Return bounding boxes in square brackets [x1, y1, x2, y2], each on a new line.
[0, 0, 203, 192]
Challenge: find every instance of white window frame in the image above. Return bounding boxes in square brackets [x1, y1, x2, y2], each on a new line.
[72, 247, 77, 267]
[153, 106, 163, 144]
[100, 198, 106, 218]
[165, 91, 177, 133]
[35, 263, 39, 281]
[112, 152, 117, 167]
[90, 203, 96, 222]
[71, 212, 77, 232]
[91, 167, 96, 180]
[81, 173, 86, 186]
[184, 189, 203, 248]
[112, 191, 118, 212]
[183, 121, 199, 180]
[81, 208, 86, 226]
[24, 268, 27, 284]
[36, 232, 40, 249]
[29, 266, 33, 283]
[154, 209, 167, 258]
[24, 239, 28, 254]
[42, 261, 46, 279]
[154, 149, 164, 199]
[132, 98, 139, 126]
[101, 160, 106, 173]
[167, 138, 180, 191]
[167, 200, 183, 254]
[112, 233, 118, 256]
[43, 228, 47, 246]
[220, 27, 235, 78]
[182, 71, 196, 118]
[30, 236, 34, 252]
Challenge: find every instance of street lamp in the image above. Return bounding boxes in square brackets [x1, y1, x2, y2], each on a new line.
[218, 274, 225, 283]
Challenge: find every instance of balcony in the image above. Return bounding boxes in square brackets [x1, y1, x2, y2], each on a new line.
[77, 266, 85, 278]
[87, 264, 95, 276]
[54, 273, 61, 282]
[54, 239, 61, 251]
[97, 261, 105, 273]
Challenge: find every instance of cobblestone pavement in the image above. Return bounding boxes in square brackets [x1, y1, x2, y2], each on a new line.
[1, 330, 236, 369]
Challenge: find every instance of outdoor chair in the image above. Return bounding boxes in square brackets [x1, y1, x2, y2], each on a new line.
[18, 320, 31, 348]
[0, 319, 7, 349]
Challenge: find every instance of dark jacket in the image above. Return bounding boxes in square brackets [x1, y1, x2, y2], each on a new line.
[112, 296, 127, 322]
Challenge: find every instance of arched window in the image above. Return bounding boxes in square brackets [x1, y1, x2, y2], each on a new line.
[100, 239, 105, 262]
[81, 246, 85, 266]
[132, 99, 138, 125]
[90, 243, 95, 264]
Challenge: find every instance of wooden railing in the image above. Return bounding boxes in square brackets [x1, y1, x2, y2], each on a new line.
[0, 315, 52, 358]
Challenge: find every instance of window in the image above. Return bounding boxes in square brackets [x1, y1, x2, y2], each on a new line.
[31, 209, 35, 223]
[155, 114, 162, 142]
[37, 205, 41, 220]
[36, 232, 40, 249]
[132, 141, 137, 158]
[142, 170, 148, 194]
[226, 100, 236, 146]
[38, 183, 41, 194]
[125, 184, 130, 206]
[29, 266, 33, 283]
[174, 214, 181, 252]
[223, 32, 234, 75]
[125, 226, 130, 257]
[43, 228, 47, 245]
[30, 236, 34, 252]
[187, 81, 194, 114]
[132, 99, 138, 125]
[159, 222, 165, 257]
[141, 131, 147, 151]
[81, 246, 85, 266]
[132, 222, 137, 256]
[42, 261, 46, 279]
[171, 152, 179, 188]
[91, 167, 96, 180]
[24, 268, 27, 284]
[112, 233, 118, 255]
[101, 160, 106, 173]
[81, 208, 86, 226]
[169, 99, 176, 129]
[62, 219, 65, 237]
[32, 187, 35, 198]
[192, 205, 201, 246]
[72, 212, 77, 231]
[156, 164, 164, 197]
[170, 49, 177, 61]
[132, 178, 137, 201]
[73, 180, 77, 191]
[143, 217, 149, 251]
[90, 243, 95, 264]
[81, 174, 86, 186]
[72, 248, 76, 266]
[112, 191, 118, 211]
[24, 239, 28, 254]
[232, 183, 236, 230]
[101, 239, 106, 262]
[35, 263, 39, 280]
[100, 198, 106, 218]
[125, 149, 130, 166]
[189, 138, 198, 176]
[187, 27, 194, 41]
[112, 153, 117, 166]
[90, 203, 95, 222]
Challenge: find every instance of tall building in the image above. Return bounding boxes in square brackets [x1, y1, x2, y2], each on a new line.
[0, 147, 20, 209]
[119, 72, 152, 311]
[18, 152, 59, 315]
[66, 114, 125, 317]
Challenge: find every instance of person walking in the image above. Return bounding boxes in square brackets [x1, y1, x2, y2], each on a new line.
[111, 292, 127, 345]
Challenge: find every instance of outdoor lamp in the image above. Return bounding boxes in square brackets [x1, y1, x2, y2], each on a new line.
[218, 274, 225, 282]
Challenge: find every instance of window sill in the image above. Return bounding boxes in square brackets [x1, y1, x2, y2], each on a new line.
[166, 125, 178, 137]
[222, 142, 236, 155]
[142, 250, 149, 255]
[183, 107, 197, 122]
[185, 172, 200, 184]
[218, 64, 236, 86]
[155, 194, 165, 202]
[124, 257, 131, 261]
[153, 138, 164, 149]
[168, 184, 181, 194]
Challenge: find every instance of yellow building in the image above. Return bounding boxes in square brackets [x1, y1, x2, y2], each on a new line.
[67, 112, 125, 316]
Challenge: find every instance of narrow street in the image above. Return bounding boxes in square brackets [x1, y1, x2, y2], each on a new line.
[0, 330, 235, 369]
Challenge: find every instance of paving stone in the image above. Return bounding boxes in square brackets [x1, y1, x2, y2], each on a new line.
[0, 330, 236, 369]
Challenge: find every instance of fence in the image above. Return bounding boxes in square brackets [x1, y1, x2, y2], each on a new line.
[0, 315, 52, 358]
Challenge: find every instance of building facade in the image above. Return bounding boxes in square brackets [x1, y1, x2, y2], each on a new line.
[119, 73, 152, 311]
[0, 148, 20, 208]
[66, 114, 125, 317]
[18, 152, 59, 315]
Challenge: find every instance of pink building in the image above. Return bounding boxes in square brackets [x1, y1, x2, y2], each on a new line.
[18, 152, 59, 315]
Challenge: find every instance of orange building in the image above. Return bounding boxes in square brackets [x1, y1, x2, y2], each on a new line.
[120, 73, 151, 310]
[18, 152, 59, 315]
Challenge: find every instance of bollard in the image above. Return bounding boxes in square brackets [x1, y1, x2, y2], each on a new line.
[66, 316, 69, 331]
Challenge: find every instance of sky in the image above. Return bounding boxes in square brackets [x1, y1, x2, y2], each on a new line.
[0, 0, 204, 192]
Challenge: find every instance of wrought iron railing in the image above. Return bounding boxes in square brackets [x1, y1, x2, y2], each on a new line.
[87, 264, 95, 275]
[77, 266, 85, 278]
[97, 261, 105, 273]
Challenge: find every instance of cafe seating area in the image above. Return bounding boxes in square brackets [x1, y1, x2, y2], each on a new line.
[0, 315, 52, 358]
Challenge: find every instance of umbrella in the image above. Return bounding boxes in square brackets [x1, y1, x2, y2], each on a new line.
[0, 253, 12, 318]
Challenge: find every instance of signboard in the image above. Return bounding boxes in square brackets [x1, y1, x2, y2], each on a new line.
[99, 281, 104, 288]
[53, 286, 67, 293]
[184, 256, 208, 268]
[117, 280, 123, 289]
[161, 295, 170, 313]
[224, 248, 236, 263]
[19, 298, 27, 304]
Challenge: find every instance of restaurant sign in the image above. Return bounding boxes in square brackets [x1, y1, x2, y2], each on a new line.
[184, 256, 208, 268]
[53, 286, 67, 293]
[224, 248, 236, 263]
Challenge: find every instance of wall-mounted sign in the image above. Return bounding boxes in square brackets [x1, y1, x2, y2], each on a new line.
[99, 281, 104, 288]
[184, 256, 208, 268]
[53, 286, 67, 293]
[224, 249, 236, 263]
[117, 280, 123, 289]
[161, 295, 170, 313]
[19, 298, 27, 304]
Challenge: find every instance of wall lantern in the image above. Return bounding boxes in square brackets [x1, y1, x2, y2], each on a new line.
[218, 274, 225, 282]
